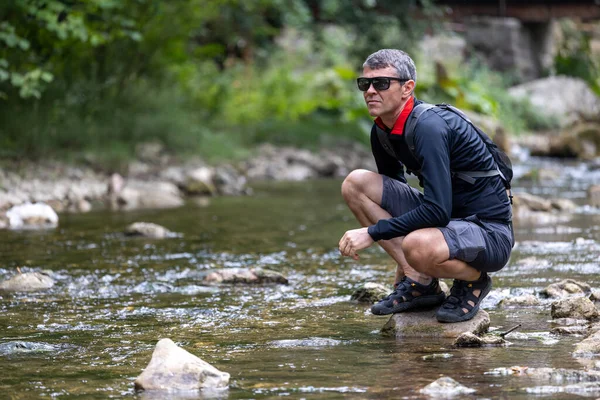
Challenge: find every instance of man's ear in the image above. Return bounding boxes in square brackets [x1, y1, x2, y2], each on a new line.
[403, 80, 415, 98]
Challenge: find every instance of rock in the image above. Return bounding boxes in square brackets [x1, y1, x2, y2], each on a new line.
[134, 338, 229, 391]
[551, 297, 599, 320]
[0, 341, 57, 356]
[550, 326, 589, 335]
[509, 76, 600, 127]
[499, 295, 541, 307]
[541, 279, 591, 298]
[183, 167, 216, 195]
[574, 330, 600, 356]
[382, 309, 490, 338]
[487, 366, 600, 383]
[109, 181, 184, 210]
[6, 202, 58, 229]
[550, 198, 578, 212]
[589, 185, 600, 208]
[204, 268, 288, 285]
[420, 376, 476, 397]
[213, 165, 250, 196]
[350, 282, 390, 303]
[0, 271, 55, 292]
[519, 168, 559, 183]
[125, 222, 174, 239]
[454, 332, 507, 347]
[590, 291, 600, 302]
[513, 193, 553, 212]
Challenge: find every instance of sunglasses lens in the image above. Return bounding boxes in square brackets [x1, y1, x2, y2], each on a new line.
[372, 78, 390, 91]
[357, 78, 370, 91]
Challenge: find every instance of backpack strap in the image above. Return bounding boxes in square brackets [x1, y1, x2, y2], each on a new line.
[404, 103, 435, 156]
[375, 125, 398, 159]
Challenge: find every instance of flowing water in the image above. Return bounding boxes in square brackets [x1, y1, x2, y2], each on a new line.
[1, 157, 600, 399]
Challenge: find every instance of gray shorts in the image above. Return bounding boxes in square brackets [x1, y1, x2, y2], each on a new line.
[380, 176, 513, 272]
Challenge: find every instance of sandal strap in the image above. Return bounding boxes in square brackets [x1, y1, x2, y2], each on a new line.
[442, 275, 488, 310]
[385, 277, 440, 304]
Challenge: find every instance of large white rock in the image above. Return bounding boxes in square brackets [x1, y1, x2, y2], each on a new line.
[6, 202, 58, 229]
[134, 338, 230, 392]
[508, 76, 600, 127]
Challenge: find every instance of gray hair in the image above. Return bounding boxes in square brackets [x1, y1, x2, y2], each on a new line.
[362, 49, 417, 83]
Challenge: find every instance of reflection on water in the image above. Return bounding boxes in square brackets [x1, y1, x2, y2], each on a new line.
[0, 158, 599, 399]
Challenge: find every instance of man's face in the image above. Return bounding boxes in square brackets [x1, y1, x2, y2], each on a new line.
[361, 66, 408, 120]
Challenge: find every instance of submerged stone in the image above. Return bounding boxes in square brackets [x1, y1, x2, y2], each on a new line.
[134, 338, 230, 391]
[420, 376, 476, 397]
[381, 309, 490, 339]
[454, 331, 507, 347]
[0, 271, 55, 292]
[204, 268, 288, 285]
[0, 341, 57, 356]
[350, 282, 390, 303]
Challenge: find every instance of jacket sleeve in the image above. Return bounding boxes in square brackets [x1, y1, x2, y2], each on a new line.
[370, 126, 407, 184]
[368, 113, 452, 241]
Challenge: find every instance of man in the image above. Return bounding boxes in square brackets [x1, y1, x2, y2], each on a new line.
[338, 49, 513, 323]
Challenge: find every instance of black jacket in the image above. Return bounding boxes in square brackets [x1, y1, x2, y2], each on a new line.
[367, 99, 512, 241]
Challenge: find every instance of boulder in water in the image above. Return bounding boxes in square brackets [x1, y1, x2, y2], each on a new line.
[0, 271, 55, 292]
[420, 376, 476, 397]
[125, 222, 174, 239]
[551, 297, 599, 320]
[350, 282, 390, 303]
[541, 279, 591, 299]
[134, 338, 229, 391]
[204, 268, 288, 285]
[382, 309, 490, 338]
[6, 202, 58, 229]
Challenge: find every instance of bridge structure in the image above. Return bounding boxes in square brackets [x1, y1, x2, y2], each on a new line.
[436, 0, 600, 22]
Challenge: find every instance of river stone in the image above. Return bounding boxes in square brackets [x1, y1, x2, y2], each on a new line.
[574, 330, 600, 357]
[499, 294, 541, 307]
[589, 185, 600, 208]
[541, 279, 591, 298]
[6, 202, 58, 229]
[125, 222, 174, 239]
[0, 272, 55, 292]
[0, 341, 57, 356]
[419, 376, 475, 397]
[204, 268, 288, 285]
[551, 297, 599, 320]
[350, 283, 390, 303]
[134, 338, 230, 391]
[183, 167, 216, 195]
[454, 332, 507, 347]
[550, 326, 589, 336]
[381, 309, 490, 339]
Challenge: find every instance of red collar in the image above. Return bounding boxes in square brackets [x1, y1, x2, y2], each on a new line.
[374, 96, 414, 135]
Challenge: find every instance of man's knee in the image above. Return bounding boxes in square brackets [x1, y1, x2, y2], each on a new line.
[341, 169, 377, 202]
[402, 230, 448, 269]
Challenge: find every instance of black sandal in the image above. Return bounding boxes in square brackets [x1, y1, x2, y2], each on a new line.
[371, 277, 446, 316]
[436, 273, 492, 323]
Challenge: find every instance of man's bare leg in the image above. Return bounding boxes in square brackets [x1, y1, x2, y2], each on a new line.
[341, 169, 431, 284]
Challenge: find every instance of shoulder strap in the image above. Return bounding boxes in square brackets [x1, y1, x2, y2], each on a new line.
[404, 103, 435, 157]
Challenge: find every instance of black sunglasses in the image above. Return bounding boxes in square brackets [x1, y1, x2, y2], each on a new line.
[357, 76, 407, 91]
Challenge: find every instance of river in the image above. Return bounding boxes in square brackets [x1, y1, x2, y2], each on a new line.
[1, 157, 600, 399]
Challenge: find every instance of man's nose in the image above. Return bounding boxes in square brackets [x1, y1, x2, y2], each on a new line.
[365, 83, 378, 94]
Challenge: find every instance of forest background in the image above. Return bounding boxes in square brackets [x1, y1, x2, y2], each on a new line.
[1, 0, 599, 171]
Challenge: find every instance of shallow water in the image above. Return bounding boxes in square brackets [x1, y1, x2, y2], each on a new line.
[1, 157, 600, 399]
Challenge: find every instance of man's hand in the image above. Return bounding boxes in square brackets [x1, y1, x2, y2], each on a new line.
[339, 227, 374, 260]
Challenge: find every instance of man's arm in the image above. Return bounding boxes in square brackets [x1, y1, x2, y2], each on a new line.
[368, 114, 453, 241]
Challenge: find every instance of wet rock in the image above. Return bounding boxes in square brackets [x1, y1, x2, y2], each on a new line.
[350, 282, 390, 303]
[589, 185, 600, 208]
[499, 295, 540, 307]
[550, 198, 578, 212]
[0, 271, 55, 292]
[487, 366, 600, 383]
[551, 297, 599, 320]
[125, 222, 175, 239]
[454, 332, 507, 347]
[550, 326, 589, 335]
[382, 309, 490, 339]
[213, 165, 251, 196]
[0, 341, 57, 356]
[574, 330, 600, 357]
[182, 167, 216, 196]
[419, 376, 475, 397]
[134, 338, 229, 391]
[204, 268, 288, 285]
[541, 279, 591, 298]
[269, 338, 345, 348]
[590, 291, 600, 302]
[6, 202, 58, 229]
[513, 192, 553, 212]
